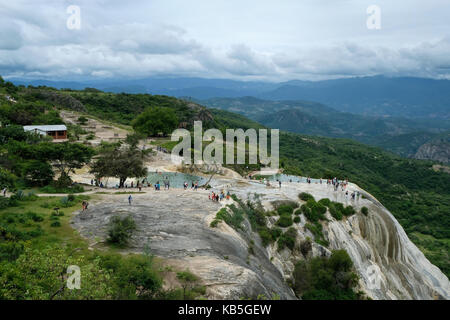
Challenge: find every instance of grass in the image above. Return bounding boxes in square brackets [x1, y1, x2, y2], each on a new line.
[0, 196, 90, 252]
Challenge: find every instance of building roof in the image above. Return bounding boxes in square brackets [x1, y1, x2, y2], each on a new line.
[23, 125, 67, 132]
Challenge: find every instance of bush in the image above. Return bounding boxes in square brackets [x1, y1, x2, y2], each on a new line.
[107, 215, 137, 247]
[329, 203, 343, 220]
[0, 197, 11, 210]
[277, 205, 294, 216]
[270, 227, 282, 240]
[258, 228, 273, 247]
[210, 219, 220, 228]
[50, 221, 61, 227]
[294, 216, 301, 223]
[305, 222, 329, 247]
[213, 206, 244, 230]
[278, 227, 297, 251]
[343, 206, 356, 217]
[77, 116, 88, 125]
[26, 212, 44, 222]
[293, 249, 360, 300]
[276, 215, 293, 228]
[318, 198, 331, 207]
[361, 207, 369, 216]
[299, 192, 315, 202]
[99, 253, 163, 299]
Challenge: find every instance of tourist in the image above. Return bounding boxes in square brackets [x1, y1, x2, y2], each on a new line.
[279, 180, 282, 188]
[81, 201, 86, 211]
[194, 181, 198, 191]
[164, 177, 170, 190]
[2, 188, 6, 197]
[128, 195, 132, 205]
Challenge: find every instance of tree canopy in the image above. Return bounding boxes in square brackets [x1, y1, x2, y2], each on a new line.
[132, 106, 178, 137]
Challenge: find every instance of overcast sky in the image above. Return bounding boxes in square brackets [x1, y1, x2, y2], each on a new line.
[0, 0, 449, 81]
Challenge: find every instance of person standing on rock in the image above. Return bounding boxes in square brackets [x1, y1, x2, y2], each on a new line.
[164, 177, 170, 190]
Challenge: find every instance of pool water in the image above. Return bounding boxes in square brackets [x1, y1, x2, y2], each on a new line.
[257, 174, 324, 184]
[146, 172, 207, 188]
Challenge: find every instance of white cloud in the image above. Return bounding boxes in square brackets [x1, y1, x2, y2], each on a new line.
[0, 0, 449, 81]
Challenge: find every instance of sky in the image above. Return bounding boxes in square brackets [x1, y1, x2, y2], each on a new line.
[0, 0, 449, 82]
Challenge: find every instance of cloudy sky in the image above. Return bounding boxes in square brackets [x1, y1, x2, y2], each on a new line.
[0, 0, 449, 81]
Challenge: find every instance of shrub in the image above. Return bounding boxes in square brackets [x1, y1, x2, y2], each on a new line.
[305, 222, 329, 247]
[361, 207, 369, 216]
[343, 206, 356, 217]
[318, 198, 331, 207]
[277, 205, 294, 216]
[293, 249, 359, 300]
[293, 216, 301, 223]
[258, 228, 273, 247]
[309, 202, 327, 220]
[270, 227, 282, 240]
[329, 203, 343, 220]
[107, 215, 137, 247]
[26, 212, 44, 222]
[210, 219, 220, 228]
[213, 206, 244, 230]
[50, 221, 61, 227]
[77, 116, 88, 125]
[278, 228, 297, 251]
[0, 197, 11, 210]
[299, 192, 315, 202]
[276, 215, 293, 228]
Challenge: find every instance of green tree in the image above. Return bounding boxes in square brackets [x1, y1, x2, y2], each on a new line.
[90, 144, 148, 188]
[132, 106, 178, 136]
[22, 160, 54, 186]
[49, 142, 95, 187]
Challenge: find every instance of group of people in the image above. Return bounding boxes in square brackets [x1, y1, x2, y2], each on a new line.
[209, 190, 230, 202]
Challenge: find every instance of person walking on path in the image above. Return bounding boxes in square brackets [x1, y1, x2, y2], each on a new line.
[2, 187, 6, 197]
[128, 195, 132, 205]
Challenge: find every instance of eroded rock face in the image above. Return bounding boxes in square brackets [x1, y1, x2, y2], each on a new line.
[72, 190, 296, 300]
[229, 180, 450, 300]
[72, 178, 449, 300]
[415, 140, 450, 163]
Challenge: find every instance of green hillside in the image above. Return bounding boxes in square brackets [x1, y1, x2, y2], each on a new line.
[0, 81, 449, 277]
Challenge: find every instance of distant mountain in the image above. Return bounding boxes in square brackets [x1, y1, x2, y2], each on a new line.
[197, 97, 450, 162]
[10, 75, 450, 120]
[198, 97, 449, 141]
[259, 76, 450, 119]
